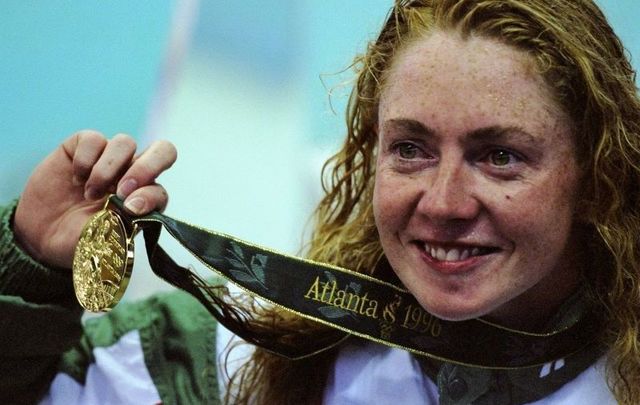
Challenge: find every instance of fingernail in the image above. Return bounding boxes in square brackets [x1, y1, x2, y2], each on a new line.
[84, 187, 101, 201]
[124, 197, 145, 214]
[117, 178, 138, 198]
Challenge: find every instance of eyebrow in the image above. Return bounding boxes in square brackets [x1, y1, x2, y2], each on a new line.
[382, 118, 435, 137]
[467, 126, 543, 147]
[382, 118, 542, 147]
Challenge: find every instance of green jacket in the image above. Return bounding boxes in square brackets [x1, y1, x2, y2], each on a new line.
[0, 202, 220, 404]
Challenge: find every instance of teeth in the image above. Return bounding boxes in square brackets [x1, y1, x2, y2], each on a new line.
[445, 249, 460, 261]
[423, 242, 487, 262]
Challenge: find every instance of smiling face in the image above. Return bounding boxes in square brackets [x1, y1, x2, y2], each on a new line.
[373, 31, 584, 327]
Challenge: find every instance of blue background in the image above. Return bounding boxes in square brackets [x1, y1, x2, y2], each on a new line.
[1, 1, 638, 298]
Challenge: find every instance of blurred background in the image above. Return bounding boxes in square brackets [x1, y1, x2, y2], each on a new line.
[1, 0, 639, 299]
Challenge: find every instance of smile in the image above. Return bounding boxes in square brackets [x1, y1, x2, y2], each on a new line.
[422, 242, 497, 262]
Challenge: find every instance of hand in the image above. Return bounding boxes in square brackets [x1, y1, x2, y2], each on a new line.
[13, 130, 177, 269]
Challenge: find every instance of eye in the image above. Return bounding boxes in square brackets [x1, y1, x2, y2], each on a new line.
[397, 143, 420, 159]
[488, 149, 520, 166]
[386, 139, 435, 171]
[477, 147, 528, 179]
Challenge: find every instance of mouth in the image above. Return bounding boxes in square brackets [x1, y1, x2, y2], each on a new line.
[420, 241, 499, 262]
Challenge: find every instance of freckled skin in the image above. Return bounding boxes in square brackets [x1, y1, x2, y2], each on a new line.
[373, 31, 584, 328]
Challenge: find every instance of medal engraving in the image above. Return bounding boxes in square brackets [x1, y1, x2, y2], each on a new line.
[72, 208, 134, 311]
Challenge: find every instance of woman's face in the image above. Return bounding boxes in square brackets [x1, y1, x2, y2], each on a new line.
[373, 31, 584, 326]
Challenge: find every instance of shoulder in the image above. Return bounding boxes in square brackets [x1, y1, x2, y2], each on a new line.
[323, 341, 615, 405]
[83, 288, 214, 345]
[47, 289, 220, 404]
[530, 356, 615, 404]
[324, 341, 439, 404]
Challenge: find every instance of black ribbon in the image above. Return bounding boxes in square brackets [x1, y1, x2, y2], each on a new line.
[109, 196, 600, 369]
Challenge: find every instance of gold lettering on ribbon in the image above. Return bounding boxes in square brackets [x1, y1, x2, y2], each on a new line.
[401, 303, 442, 337]
[304, 276, 379, 319]
[303, 274, 442, 339]
[379, 294, 402, 339]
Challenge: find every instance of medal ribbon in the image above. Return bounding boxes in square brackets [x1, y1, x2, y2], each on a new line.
[104, 196, 600, 369]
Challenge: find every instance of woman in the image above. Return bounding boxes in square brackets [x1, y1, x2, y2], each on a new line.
[2, 0, 639, 403]
[224, 0, 640, 403]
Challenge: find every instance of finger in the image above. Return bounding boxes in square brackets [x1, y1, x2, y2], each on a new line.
[84, 133, 137, 200]
[62, 130, 108, 186]
[122, 183, 169, 215]
[116, 140, 177, 198]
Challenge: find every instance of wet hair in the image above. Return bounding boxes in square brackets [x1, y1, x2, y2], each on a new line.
[225, 1, 640, 403]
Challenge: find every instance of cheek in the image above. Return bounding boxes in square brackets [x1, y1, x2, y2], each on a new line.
[373, 170, 418, 233]
[372, 175, 392, 232]
[494, 178, 578, 253]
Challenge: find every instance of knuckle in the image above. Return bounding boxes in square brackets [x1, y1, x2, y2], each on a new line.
[76, 129, 106, 145]
[112, 133, 137, 150]
[65, 129, 105, 150]
[73, 157, 93, 173]
[74, 128, 102, 138]
[88, 169, 110, 185]
[154, 140, 178, 160]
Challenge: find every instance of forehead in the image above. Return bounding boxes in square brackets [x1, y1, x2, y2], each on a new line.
[387, 31, 539, 92]
[379, 30, 568, 136]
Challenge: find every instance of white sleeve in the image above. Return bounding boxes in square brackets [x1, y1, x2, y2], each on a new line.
[39, 330, 161, 405]
[324, 342, 439, 405]
[215, 321, 255, 401]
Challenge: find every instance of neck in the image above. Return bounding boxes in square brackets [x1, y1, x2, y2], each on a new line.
[486, 237, 586, 332]
[485, 280, 582, 332]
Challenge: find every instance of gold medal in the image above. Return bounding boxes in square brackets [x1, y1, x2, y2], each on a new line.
[72, 201, 136, 312]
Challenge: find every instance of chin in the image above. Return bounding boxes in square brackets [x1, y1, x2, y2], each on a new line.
[419, 296, 498, 322]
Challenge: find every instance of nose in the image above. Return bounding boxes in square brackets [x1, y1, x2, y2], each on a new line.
[416, 158, 480, 224]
